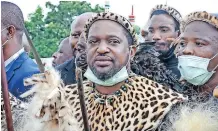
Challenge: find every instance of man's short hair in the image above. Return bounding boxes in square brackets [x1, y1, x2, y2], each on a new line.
[151, 10, 180, 31]
[1, 1, 24, 32]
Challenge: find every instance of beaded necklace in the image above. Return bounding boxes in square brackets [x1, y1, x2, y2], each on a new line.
[91, 79, 131, 105]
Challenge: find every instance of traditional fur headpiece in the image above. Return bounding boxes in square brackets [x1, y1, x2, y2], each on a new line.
[181, 11, 218, 32]
[84, 12, 138, 46]
[150, 4, 182, 23]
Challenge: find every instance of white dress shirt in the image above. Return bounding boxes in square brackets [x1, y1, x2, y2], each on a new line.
[5, 48, 25, 67]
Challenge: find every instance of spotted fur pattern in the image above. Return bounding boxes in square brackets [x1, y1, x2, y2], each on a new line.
[20, 69, 187, 131]
[84, 12, 138, 46]
[1, 92, 27, 131]
[150, 4, 182, 23]
[1, 68, 81, 131]
[21, 68, 80, 131]
[181, 11, 218, 32]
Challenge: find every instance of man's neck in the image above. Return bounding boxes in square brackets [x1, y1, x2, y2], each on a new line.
[202, 72, 218, 93]
[4, 45, 22, 61]
[95, 81, 125, 95]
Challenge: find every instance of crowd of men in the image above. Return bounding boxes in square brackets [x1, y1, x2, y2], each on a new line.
[1, 1, 218, 131]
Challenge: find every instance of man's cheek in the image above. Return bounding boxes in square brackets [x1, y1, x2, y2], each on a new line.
[71, 39, 79, 48]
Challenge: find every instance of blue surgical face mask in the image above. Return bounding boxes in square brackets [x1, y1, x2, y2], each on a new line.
[84, 47, 132, 86]
[178, 53, 218, 86]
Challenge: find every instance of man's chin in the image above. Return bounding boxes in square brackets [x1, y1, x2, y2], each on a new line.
[95, 66, 112, 74]
[154, 47, 169, 54]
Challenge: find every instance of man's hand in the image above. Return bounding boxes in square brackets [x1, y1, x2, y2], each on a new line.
[213, 86, 218, 98]
[166, 37, 182, 56]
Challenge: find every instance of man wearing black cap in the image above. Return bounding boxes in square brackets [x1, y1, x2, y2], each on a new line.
[147, 4, 182, 78]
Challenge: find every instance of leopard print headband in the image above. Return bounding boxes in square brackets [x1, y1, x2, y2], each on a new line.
[150, 4, 182, 23]
[181, 11, 218, 32]
[84, 12, 138, 46]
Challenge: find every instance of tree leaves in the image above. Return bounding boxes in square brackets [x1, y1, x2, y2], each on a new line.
[25, 1, 104, 58]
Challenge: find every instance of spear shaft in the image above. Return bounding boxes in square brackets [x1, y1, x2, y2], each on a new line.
[1, 48, 14, 131]
[24, 28, 44, 73]
[76, 68, 90, 131]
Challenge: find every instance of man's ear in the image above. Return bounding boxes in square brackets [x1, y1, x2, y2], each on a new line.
[176, 30, 180, 37]
[130, 46, 137, 58]
[7, 25, 16, 39]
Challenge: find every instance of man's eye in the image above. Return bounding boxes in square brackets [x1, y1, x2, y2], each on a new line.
[161, 28, 168, 33]
[179, 42, 186, 47]
[77, 48, 84, 53]
[196, 41, 205, 46]
[71, 33, 80, 38]
[108, 39, 119, 45]
[88, 40, 97, 45]
[148, 29, 154, 33]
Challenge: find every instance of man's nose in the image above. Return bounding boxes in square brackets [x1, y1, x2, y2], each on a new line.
[152, 32, 161, 41]
[97, 41, 110, 54]
[182, 43, 194, 55]
[52, 52, 58, 59]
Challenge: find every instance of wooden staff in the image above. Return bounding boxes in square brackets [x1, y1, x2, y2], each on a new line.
[24, 28, 44, 73]
[76, 68, 90, 131]
[1, 48, 14, 131]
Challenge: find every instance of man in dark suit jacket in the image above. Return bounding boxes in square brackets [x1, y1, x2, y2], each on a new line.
[1, 1, 39, 100]
[56, 12, 95, 85]
[56, 58, 76, 85]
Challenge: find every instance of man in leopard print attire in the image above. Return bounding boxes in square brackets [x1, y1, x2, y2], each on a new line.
[1, 12, 187, 131]
[15, 13, 186, 131]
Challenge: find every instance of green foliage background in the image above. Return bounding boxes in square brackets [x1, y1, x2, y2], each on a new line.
[25, 1, 140, 58]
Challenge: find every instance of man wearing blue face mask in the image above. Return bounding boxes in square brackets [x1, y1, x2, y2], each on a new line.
[15, 12, 186, 130]
[1, 1, 39, 100]
[177, 11, 218, 96]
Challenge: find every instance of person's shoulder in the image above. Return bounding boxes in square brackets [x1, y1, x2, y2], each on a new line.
[130, 75, 162, 87]
[22, 58, 39, 71]
[130, 75, 187, 100]
[15, 56, 39, 77]
[56, 58, 74, 71]
[64, 81, 91, 94]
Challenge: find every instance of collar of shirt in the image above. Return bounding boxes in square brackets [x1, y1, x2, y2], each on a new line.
[5, 48, 25, 67]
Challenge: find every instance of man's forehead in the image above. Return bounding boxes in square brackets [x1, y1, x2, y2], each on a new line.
[149, 14, 175, 28]
[88, 20, 124, 37]
[83, 12, 137, 45]
[71, 13, 95, 32]
[184, 21, 218, 34]
[59, 39, 69, 48]
[71, 25, 83, 33]
[180, 22, 218, 41]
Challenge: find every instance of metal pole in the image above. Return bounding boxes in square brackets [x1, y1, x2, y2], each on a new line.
[1, 48, 14, 131]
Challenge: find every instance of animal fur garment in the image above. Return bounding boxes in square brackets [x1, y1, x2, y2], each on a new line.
[20, 68, 81, 131]
[131, 47, 182, 91]
[159, 97, 218, 131]
[1, 92, 28, 131]
[1, 68, 81, 131]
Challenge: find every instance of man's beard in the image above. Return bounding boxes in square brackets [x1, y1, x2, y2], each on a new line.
[89, 62, 122, 81]
[76, 53, 87, 75]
